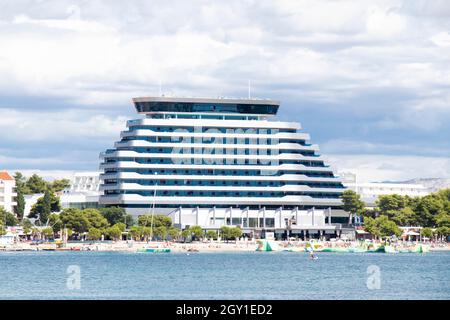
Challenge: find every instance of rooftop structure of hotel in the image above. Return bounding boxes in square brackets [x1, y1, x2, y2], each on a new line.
[99, 97, 347, 238]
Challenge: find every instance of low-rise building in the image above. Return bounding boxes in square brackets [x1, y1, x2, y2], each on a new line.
[24, 172, 102, 218]
[60, 172, 101, 209]
[0, 171, 17, 213]
[340, 172, 429, 208]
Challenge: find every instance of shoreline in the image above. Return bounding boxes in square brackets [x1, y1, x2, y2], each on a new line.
[2, 240, 449, 253]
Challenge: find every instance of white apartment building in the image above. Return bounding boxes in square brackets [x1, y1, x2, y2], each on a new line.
[340, 172, 430, 207]
[61, 172, 101, 209]
[0, 171, 17, 213]
[24, 172, 102, 217]
[66, 172, 100, 193]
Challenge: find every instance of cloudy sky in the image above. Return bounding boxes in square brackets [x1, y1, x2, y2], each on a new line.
[0, 0, 449, 182]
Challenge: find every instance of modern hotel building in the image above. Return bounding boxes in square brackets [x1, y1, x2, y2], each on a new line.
[99, 97, 347, 238]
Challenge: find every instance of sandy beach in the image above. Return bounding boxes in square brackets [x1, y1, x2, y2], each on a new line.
[2, 239, 449, 253]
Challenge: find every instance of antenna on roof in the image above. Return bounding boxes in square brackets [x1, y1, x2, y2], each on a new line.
[248, 80, 251, 99]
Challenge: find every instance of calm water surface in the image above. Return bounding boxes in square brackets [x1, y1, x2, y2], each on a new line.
[0, 251, 449, 299]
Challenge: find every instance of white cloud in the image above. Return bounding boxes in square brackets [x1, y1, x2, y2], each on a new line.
[328, 154, 450, 182]
[0, 0, 449, 179]
[0, 109, 127, 141]
[0, 0, 448, 105]
[366, 6, 408, 38]
[431, 32, 450, 47]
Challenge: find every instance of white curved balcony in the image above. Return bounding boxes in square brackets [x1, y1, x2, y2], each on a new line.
[100, 172, 342, 184]
[127, 118, 301, 130]
[102, 152, 324, 163]
[100, 161, 334, 173]
[99, 194, 342, 207]
[100, 183, 345, 194]
[120, 129, 310, 141]
[113, 140, 320, 152]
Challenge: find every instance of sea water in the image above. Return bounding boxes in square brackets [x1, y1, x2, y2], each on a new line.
[0, 251, 449, 300]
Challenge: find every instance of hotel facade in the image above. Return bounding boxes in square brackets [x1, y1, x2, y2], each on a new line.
[99, 97, 348, 238]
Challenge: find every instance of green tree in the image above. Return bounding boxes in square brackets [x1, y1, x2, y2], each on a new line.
[25, 174, 48, 194]
[49, 179, 71, 192]
[82, 209, 109, 230]
[436, 226, 450, 239]
[106, 225, 122, 241]
[138, 214, 172, 228]
[181, 229, 191, 242]
[42, 227, 54, 240]
[230, 227, 243, 241]
[206, 230, 217, 240]
[189, 225, 203, 240]
[138, 215, 151, 227]
[48, 214, 62, 234]
[6, 212, 18, 226]
[114, 222, 126, 232]
[391, 207, 416, 226]
[152, 215, 172, 228]
[142, 226, 152, 241]
[124, 214, 135, 228]
[220, 226, 232, 242]
[364, 215, 402, 238]
[0, 208, 19, 226]
[87, 228, 103, 240]
[363, 217, 379, 238]
[153, 226, 168, 240]
[377, 194, 409, 214]
[341, 190, 365, 220]
[21, 218, 33, 235]
[59, 208, 90, 234]
[377, 217, 402, 238]
[28, 190, 61, 224]
[435, 212, 450, 228]
[361, 208, 378, 219]
[31, 227, 41, 240]
[99, 207, 127, 226]
[13, 172, 28, 219]
[412, 195, 445, 227]
[15, 190, 25, 220]
[421, 227, 433, 239]
[168, 227, 181, 241]
[14, 172, 32, 194]
[129, 226, 142, 241]
[42, 189, 52, 222]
